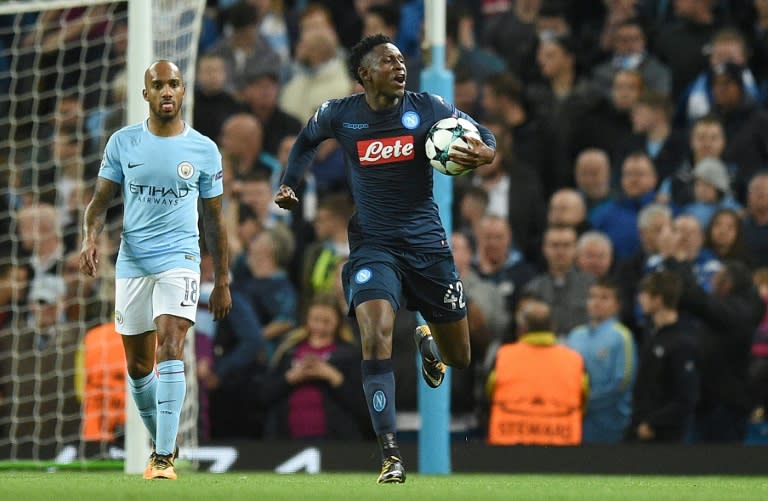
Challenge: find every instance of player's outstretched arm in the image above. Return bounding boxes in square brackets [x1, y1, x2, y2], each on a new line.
[201, 195, 232, 321]
[274, 183, 300, 211]
[80, 177, 119, 277]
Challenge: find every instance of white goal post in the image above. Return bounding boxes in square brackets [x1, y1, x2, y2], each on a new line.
[0, 0, 206, 473]
[124, 0, 206, 475]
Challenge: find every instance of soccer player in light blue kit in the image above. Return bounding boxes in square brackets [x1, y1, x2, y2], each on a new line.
[80, 60, 232, 480]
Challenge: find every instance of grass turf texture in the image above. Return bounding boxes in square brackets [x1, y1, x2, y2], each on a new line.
[1, 472, 768, 500]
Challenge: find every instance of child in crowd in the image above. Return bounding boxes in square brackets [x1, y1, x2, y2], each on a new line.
[261, 294, 369, 440]
[567, 279, 637, 443]
[681, 157, 742, 228]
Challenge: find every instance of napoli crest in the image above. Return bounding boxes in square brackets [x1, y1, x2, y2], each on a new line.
[401, 111, 420, 130]
[177, 161, 194, 179]
[355, 268, 372, 284]
[372, 390, 387, 412]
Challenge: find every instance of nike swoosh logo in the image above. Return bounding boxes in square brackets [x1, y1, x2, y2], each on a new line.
[158, 399, 177, 405]
[128, 162, 144, 169]
[179, 301, 195, 307]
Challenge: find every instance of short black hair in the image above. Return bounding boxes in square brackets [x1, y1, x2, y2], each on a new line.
[349, 34, 393, 85]
[484, 71, 526, 105]
[639, 270, 682, 309]
[225, 1, 259, 30]
[592, 277, 621, 302]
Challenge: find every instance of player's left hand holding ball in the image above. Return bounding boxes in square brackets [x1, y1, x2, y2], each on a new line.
[448, 135, 495, 173]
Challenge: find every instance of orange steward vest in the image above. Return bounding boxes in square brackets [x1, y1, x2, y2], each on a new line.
[81, 323, 126, 441]
[488, 339, 584, 445]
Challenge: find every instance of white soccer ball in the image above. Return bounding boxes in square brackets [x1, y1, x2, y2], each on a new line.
[424, 117, 482, 176]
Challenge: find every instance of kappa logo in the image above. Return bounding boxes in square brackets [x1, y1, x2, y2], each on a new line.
[357, 135, 415, 166]
[343, 122, 369, 130]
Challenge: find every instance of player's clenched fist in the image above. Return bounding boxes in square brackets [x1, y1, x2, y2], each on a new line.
[274, 184, 299, 210]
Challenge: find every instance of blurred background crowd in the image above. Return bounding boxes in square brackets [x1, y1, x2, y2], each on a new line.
[4, 0, 768, 449]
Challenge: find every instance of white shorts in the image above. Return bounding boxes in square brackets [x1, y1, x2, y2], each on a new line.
[114, 268, 200, 335]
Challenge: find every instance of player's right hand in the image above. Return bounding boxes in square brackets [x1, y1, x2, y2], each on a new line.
[274, 184, 300, 210]
[79, 240, 99, 277]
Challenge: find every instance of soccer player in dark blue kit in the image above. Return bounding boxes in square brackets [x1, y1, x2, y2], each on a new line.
[274, 34, 495, 483]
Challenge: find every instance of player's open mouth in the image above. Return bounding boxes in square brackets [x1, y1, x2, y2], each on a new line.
[393, 74, 406, 86]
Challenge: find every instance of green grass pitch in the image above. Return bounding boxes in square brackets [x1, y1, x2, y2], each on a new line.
[2, 472, 768, 500]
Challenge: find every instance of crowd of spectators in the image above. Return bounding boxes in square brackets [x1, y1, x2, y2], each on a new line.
[5, 0, 768, 448]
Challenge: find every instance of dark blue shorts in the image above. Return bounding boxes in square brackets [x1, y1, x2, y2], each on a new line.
[341, 244, 467, 323]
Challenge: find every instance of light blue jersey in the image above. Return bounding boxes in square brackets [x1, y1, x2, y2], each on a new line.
[99, 120, 223, 278]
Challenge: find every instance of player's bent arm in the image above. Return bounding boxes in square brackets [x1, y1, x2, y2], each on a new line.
[280, 113, 332, 190]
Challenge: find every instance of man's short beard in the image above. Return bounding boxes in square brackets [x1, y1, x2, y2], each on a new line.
[154, 109, 178, 122]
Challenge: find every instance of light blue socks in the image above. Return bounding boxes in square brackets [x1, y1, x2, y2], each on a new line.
[128, 370, 158, 443]
[155, 360, 186, 456]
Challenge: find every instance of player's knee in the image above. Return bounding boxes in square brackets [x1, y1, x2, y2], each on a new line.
[126, 360, 154, 380]
[445, 352, 471, 370]
[357, 313, 394, 340]
[441, 341, 471, 369]
[156, 334, 185, 361]
[357, 319, 394, 354]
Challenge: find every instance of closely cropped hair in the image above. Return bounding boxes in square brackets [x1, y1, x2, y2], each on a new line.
[349, 34, 393, 85]
[692, 113, 724, 132]
[592, 277, 620, 300]
[517, 297, 553, 333]
[577, 230, 612, 252]
[712, 28, 749, 56]
[637, 90, 673, 118]
[638, 203, 671, 230]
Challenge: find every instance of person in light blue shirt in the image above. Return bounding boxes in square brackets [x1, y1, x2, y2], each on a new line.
[80, 60, 232, 480]
[566, 278, 637, 443]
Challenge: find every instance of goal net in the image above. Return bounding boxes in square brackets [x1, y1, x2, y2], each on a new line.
[0, 0, 205, 466]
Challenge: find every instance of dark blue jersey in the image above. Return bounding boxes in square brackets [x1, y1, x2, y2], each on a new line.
[282, 91, 496, 252]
